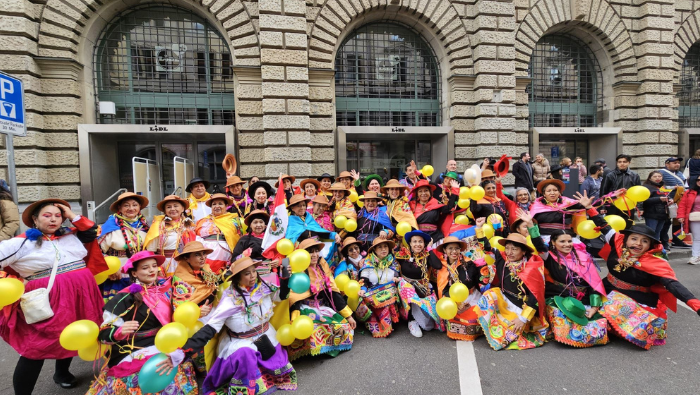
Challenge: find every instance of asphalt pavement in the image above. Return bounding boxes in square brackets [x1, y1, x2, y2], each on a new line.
[1, 256, 699, 395]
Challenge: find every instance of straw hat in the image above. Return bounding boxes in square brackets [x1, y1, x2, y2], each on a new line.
[109, 192, 149, 213]
[328, 182, 351, 196]
[274, 174, 296, 188]
[300, 178, 321, 191]
[368, 237, 396, 254]
[286, 194, 309, 209]
[156, 195, 190, 212]
[121, 251, 166, 273]
[175, 241, 214, 261]
[244, 209, 270, 227]
[230, 256, 257, 276]
[298, 237, 325, 252]
[226, 176, 246, 188]
[311, 194, 330, 205]
[436, 236, 467, 254]
[537, 179, 566, 195]
[480, 169, 496, 180]
[336, 171, 353, 181]
[358, 191, 381, 201]
[206, 193, 233, 207]
[22, 198, 71, 227]
[381, 179, 408, 194]
[498, 233, 534, 253]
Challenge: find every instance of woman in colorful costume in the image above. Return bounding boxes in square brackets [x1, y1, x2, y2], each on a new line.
[470, 179, 510, 233]
[246, 181, 275, 216]
[592, 215, 700, 349]
[382, 179, 418, 230]
[194, 193, 242, 273]
[225, 176, 251, 217]
[286, 238, 356, 360]
[496, 177, 532, 225]
[395, 230, 444, 338]
[184, 256, 297, 394]
[356, 238, 400, 338]
[352, 191, 396, 251]
[0, 199, 107, 395]
[530, 179, 591, 240]
[474, 228, 549, 350]
[275, 174, 302, 203]
[300, 178, 321, 210]
[232, 210, 269, 261]
[309, 193, 334, 232]
[172, 241, 218, 311]
[98, 191, 150, 300]
[329, 182, 357, 226]
[145, 195, 196, 277]
[87, 251, 197, 395]
[286, 194, 341, 245]
[334, 237, 364, 280]
[409, 179, 458, 246]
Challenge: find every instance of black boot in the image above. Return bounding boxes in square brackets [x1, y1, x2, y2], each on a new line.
[53, 357, 78, 389]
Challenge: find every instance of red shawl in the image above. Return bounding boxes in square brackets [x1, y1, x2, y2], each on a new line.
[600, 233, 679, 312]
[499, 252, 547, 321]
[409, 198, 452, 239]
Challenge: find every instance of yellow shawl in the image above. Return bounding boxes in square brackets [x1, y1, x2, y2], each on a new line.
[188, 192, 212, 211]
[194, 213, 242, 252]
[387, 196, 418, 229]
[288, 258, 339, 307]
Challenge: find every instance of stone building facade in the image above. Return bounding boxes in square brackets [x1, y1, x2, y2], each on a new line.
[2, 0, 700, 218]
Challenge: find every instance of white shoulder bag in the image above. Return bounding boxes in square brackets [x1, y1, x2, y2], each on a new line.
[20, 255, 58, 324]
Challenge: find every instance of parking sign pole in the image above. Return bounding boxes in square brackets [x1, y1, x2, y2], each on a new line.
[6, 133, 16, 204]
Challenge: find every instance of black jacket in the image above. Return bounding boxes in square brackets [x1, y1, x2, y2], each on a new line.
[512, 160, 534, 191]
[600, 168, 641, 196]
[641, 182, 668, 220]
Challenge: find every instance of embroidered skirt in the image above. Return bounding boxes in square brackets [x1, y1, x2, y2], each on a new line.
[545, 299, 609, 348]
[87, 359, 198, 395]
[355, 282, 400, 338]
[396, 278, 444, 332]
[475, 287, 549, 350]
[286, 303, 354, 361]
[599, 291, 667, 350]
[447, 289, 483, 341]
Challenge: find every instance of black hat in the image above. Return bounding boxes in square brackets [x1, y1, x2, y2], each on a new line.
[247, 181, 275, 200]
[549, 165, 563, 174]
[665, 157, 683, 163]
[621, 224, 661, 245]
[594, 158, 606, 165]
[317, 173, 334, 182]
[186, 177, 210, 193]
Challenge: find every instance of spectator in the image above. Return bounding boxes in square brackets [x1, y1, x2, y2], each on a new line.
[559, 157, 572, 167]
[687, 149, 700, 178]
[532, 154, 550, 186]
[659, 157, 689, 249]
[549, 165, 563, 180]
[512, 152, 535, 192]
[581, 164, 603, 200]
[600, 154, 641, 226]
[679, 176, 700, 264]
[479, 157, 496, 172]
[641, 171, 669, 251]
[594, 158, 612, 180]
[0, 180, 18, 241]
[437, 159, 464, 186]
[574, 157, 587, 184]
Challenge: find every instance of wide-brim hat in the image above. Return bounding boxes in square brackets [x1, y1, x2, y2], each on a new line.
[109, 192, 149, 214]
[22, 198, 71, 227]
[222, 154, 237, 175]
[481, 169, 496, 179]
[206, 193, 233, 207]
[381, 179, 408, 194]
[336, 171, 353, 181]
[328, 182, 351, 196]
[443, 171, 459, 181]
[230, 256, 257, 276]
[186, 177, 210, 193]
[498, 233, 534, 253]
[317, 173, 334, 182]
[553, 296, 589, 326]
[298, 237, 325, 252]
[368, 238, 396, 254]
[358, 191, 381, 201]
[244, 209, 270, 227]
[537, 179, 566, 194]
[275, 174, 296, 188]
[175, 241, 214, 261]
[409, 179, 436, 197]
[122, 250, 166, 273]
[621, 224, 661, 245]
[226, 176, 246, 188]
[510, 218, 525, 233]
[286, 194, 309, 209]
[494, 155, 511, 178]
[300, 178, 321, 191]
[157, 195, 190, 213]
[311, 194, 330, 205]
[405, 230, 431, 245]
[341, 237, 362, 255]
[436, 236, 467, 253]
[363, 174, 384, 189]
[247, 181, 275, 200]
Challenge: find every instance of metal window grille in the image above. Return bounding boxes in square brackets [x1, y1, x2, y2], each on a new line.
[527, 35, 602, 128]
[93, 5, 235, 125]
[335, 22, 441, 126]
[679, 43, 700, 128]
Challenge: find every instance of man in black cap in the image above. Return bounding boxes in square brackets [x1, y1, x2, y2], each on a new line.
[186, 177, 211, 222]
[659, 157, 689, 249]
[594, 158, 612, 181]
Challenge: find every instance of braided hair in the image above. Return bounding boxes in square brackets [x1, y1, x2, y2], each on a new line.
[230, 270, 272, 310]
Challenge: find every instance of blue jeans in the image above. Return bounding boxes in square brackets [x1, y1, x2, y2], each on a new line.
[645, 218, 667, 248]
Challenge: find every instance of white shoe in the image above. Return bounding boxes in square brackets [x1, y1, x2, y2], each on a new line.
[689, 256, 700, 265]
[408, 320, 423, 338]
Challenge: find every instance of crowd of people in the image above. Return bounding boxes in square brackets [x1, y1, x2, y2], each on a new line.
[1, 152, 700, 395]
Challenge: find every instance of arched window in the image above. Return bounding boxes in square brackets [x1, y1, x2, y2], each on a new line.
[527, 35, 602, 127]
[94, 5, 234, 125]
[335, 22, 441, 126]
[679, 43, 700, 128]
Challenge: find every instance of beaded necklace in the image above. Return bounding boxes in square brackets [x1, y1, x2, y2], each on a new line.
[614, 248, 642, 272]
[116, 213, 149, 257]
[503, 257, 528, 300]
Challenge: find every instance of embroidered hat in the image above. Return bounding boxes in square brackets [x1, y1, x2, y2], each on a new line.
[22, 198, 71, 227]
[553, 296, 589, 326]
[436, 236, 467, 253]
[186, 177, 210, 193]
[244, 209, 270, 227]
[247, 181, 275, 200]
[368, 237, 396, 254]
[274, 174, 296, 188]
[405, 230, 431, 245]
[156, 195, 189, 213]
[498, 233, 534, 253]
[230, 256, 257, 276]
[206, 193, 233, 207]
[537, 179, 566, 195]
[175, 241, 214, 261]
[122, 250, 166, 273]
[380, 179, 409, 194]
[109, 192, 149, 214]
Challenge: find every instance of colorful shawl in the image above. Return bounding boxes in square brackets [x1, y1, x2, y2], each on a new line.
[117, 278, 173, 326]
[286, 214, 335, 244]
[143, 215, 196, 253]
[359, 206, 396, 232]
[99, 214, 149, 237]
[546, 243, 605, 295]
[386, 196, 418, 229]
[194, 213, 243, 252]
[288, 258, 339, 307]
[332, 197, 357, 220]
[311, 211, 334, 232]
[530, 196, 586, 230]
[498, 252, 546, 321]
[172, 261, 218, 307]
[410, 197, 452, 238]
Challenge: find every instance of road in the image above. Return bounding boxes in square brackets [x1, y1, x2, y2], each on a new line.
[1, 256, 699, 395]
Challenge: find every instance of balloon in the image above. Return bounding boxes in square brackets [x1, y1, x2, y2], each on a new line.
[482, 223, 495, 239]
[526, 235, 536, 252]
[60, 320, 99, 351]
[470, 186, 485, 201]
[449, 283, 469, 304]
[103, 256, 122, 276]
[348, 190, 358, 203]
[577, 220, 601, 239]
[289, 272, 311, 293]
[173, 302, 201, 328]
[459, 187, 470, 200]
[396, 221, 412, 237]
[77, 341, 109, 361]
[188, 321, 204, 338]
[334, 215, 347, 229]
[94, 271, 109, 285]
[613, 196, 637, 212]
[604, 215, 627, 232]
[0, 278, 24, 307]
[334, 273, 350, 293]
[276, 324, 296, 346]
[455, 215, 470, 226]
[139, 353, 177, 393]
[356, 197, 364, 208]
[457, 199, 470, 209]
[466, 208, 474, 219]
[490, 236, 505, 252]
[276, 238, 294, 256]
[345, 219, 358, 232]
[345, 280, 361, 299]
[627, 185, 650, 202]
[289, 250, 311, 273]
[154, 322, 188, 354]
[347, 296, 360, 311]
[465, 169, 478, 185]
[484, 254, 495, 265]
[422, 165, 434, 177]
[436, 297, 458, 320]
[291, 315, 314, 339]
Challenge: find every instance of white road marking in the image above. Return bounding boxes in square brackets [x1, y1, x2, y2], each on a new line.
[678, 301, 693, 312]
[456, 341, 483, 395]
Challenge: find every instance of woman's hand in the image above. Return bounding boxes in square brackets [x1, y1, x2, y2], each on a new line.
[108, 272, 122, 281]
[450, 180, 460, 190]
[335, 234, 342, 244]
[120, 320, 140, 335]
[585, 306, 599, 319]
[379, 231, 388, 240]
[351, 169, 360, 181]
[475, 217, 486, 228]
[155, 356, 175, 376]
[54, 203, 77, 221]
[457, 301, 469, 314]
[270, 259, 281, 269]
[346, 316, 357, 330]
[512, 317, 526, 333]
[573, 190, 593, 209]
[516, 208, 534, 227]
[199, 300, 212, 317]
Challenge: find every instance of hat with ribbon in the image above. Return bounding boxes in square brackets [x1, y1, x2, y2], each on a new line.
[553, 296, 589, 326]
[109, 192, 149, 214]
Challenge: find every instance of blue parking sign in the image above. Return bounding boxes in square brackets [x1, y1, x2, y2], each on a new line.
[0, 72, 26, 136]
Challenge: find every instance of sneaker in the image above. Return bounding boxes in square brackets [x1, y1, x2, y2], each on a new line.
[408, 320, 423, 338]
[689, 257, 700, 265]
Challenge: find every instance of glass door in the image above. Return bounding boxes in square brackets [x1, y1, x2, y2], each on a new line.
[346, 138, 431, 180]
[539, 138, 588, 167]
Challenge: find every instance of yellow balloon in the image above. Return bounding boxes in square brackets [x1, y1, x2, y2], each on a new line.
[483, 223, 495, 239]
[173, 301, 201, 328]
[334, 215, 347, 229]
[289, 249, 311, 273]
[291, 315, 314, 339]
[94, 271, 109, 285]
[356, 197, 364, 208]
[348, 190, 358, 203]
[484, 254, 495, 265]
[422, 165, 434, 177]
[449, 283, 470, 304]
[604, 215, 627, 232]
[577, 220, 601, 239]
[188, 321, 204, 338]
[347, 296, 360, 311]
[276, 238, 294, 256]
[455, 215, 470, 226]
[77, 341, 109, 361]
[627, 185, 650, 202]
[490, 236, 505, 252]
[457, 199, 470, 209]
[103, 256, 122, 276]
[396, 221, 412, 237]
[466, 208, 474, 219]
[613, 196, 637, 212]
[345, 280, 361, 299]
[345, 219, 358, 232]
[276, 324, 296, 346]
[470, 186, 485, 201]
[335, 273, 350, 293]
[0, 278, 24, 307]
[459, 187, 471, 200]
[60, 320, 99, 351]
[155, 322, 188, 354]
[436, 297, 458, 320]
